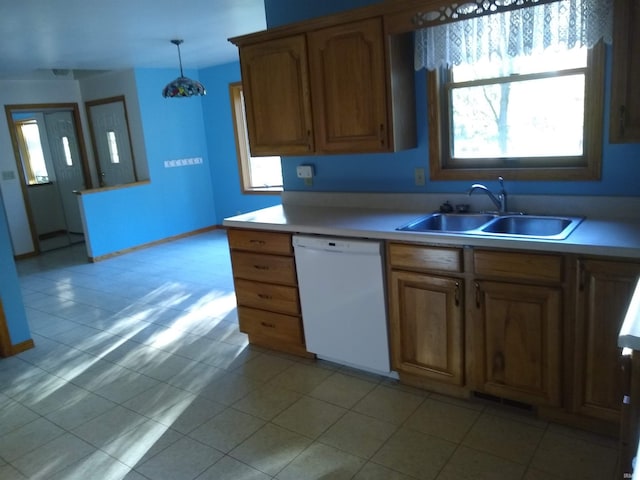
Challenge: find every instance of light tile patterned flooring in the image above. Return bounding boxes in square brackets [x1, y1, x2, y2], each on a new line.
[1, 230, 619, 479]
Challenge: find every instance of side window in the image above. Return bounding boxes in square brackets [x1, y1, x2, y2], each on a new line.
[15, 120, 50, 184]
[229, 82, 283, 193]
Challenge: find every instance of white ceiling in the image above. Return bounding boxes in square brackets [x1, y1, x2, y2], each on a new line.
[0, 0, 267, 78]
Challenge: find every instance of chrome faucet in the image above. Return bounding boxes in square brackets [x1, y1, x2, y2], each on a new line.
[468, 176, 508, 214]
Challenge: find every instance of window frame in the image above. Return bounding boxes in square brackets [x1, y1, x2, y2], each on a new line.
[229, 82, 283, 194]
[428, 43, 605, 181]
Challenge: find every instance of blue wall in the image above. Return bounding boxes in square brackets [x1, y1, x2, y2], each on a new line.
[199, 62, 281, 223]
[0, 191, 30, 346]
[265, 0, 640, 197]
[82, 66, 280, 257]
[265, 0, 382, 27]
[81, 68, 215, 258]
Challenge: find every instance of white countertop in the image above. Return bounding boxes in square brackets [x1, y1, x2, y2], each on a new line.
[223, 203, 640, 258]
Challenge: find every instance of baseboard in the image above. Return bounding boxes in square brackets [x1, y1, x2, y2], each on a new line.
[9, 339, 35, 356]
[89, 225, 223, 263]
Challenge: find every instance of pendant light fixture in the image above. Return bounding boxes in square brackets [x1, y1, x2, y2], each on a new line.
[162, 39, 206, 98]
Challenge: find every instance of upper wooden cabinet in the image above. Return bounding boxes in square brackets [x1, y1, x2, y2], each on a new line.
[239, 35, 314, 156]
[610, 0, 640, 143]
[308, 18, 389, 153]
[233, 17, 416, 156]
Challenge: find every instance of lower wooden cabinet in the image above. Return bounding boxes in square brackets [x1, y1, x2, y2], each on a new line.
[228, 228, 310, 357]
[572, 258, 640, 422]
[388, 243, 565, 407]
[471, 280, 562, 407]
[389, 269, 464, 386]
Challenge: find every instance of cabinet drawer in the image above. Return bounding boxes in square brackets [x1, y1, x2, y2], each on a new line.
[474, 250, 563, 283]
[234, 278, 300, 315]
[231, 251, 297, 285]
[238, 306, 304, 345]
[388, 243, 463, 273]
[228, 229, 292, 255]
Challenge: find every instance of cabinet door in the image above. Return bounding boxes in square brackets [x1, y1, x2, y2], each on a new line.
[610, 0, 640, 142]
[473, 281, 562, 406]
[573, 259, 640, 422]
[239, 35, 314, 155]
[308, 18, 389, 153]
[389, 270, 464, 385]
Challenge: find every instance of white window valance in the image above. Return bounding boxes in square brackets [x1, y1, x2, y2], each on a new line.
[414, 0, 613, 71]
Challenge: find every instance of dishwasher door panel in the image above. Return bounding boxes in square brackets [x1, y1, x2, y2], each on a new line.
[293, 236, 390, 373]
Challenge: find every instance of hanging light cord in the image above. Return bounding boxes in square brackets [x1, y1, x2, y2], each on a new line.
[171, 39, 185, 77]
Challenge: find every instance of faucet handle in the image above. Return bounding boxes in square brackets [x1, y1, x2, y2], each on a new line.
[498, 176, 504, 189]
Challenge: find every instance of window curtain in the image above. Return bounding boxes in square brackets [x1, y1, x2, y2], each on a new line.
[414, 0, 613, 71]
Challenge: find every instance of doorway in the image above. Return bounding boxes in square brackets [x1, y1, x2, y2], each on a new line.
[5, 103, 92, 254]
[86, 96, 137, 187]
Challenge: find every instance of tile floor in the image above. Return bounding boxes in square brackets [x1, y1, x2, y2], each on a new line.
[1, 230, 619, 479]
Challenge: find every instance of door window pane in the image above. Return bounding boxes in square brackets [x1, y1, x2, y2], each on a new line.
[62, 136, 73, 166]
[106, 131, 120, 164]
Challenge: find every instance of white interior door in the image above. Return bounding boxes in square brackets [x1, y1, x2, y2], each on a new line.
[89, 100, 136, 187]
[43, 111, 85, 233]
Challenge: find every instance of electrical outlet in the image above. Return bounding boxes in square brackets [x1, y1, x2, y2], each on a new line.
[414, 167, 425, 186]
[296, 165, 314, 179]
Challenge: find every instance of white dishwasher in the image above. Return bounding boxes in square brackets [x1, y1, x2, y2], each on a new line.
[292, 235, 390, 374]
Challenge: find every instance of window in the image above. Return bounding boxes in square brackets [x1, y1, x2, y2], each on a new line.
[229, 82, 283, 193]
[16, 120, 50, 184]
[419, 0, 610, 181]
[429, 46, 604, 180]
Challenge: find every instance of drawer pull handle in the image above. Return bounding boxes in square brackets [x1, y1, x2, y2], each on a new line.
[261, 321, 276, 329]
[475, 282, 481, 308]
[249, 239, 266, 245]
[257, 294, 273, 300]
[454, 282, 460, 306]
[253, 265, 269, 270]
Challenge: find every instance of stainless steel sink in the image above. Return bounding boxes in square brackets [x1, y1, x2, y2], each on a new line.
[396, 213, 498, 232]
[479, 215, 583, 240]
[397, 213, 583, 240]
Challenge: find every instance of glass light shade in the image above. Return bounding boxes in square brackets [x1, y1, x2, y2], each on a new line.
[163, 39, 206, 98]
[162, 76, 206, 98]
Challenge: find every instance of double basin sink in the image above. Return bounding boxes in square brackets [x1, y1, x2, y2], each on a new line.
[397, 213, 583, 240]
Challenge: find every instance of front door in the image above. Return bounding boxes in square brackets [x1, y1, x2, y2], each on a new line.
[43, 111, 86, 234]
[87, 97, 137, 187]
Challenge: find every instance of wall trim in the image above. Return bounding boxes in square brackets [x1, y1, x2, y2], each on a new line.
[89, 225, 222, 263]
[0, 300, 34, 358]
[8, 339, 35, 357]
